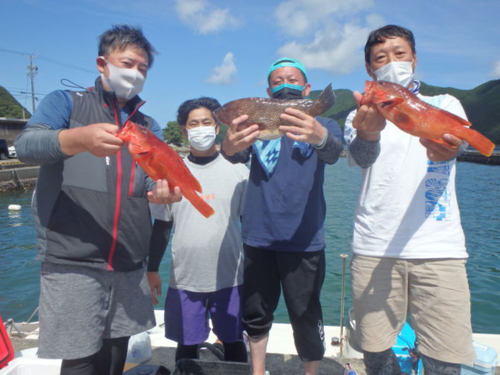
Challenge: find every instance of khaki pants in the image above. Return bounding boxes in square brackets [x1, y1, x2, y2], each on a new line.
[351, 255, 475, 364]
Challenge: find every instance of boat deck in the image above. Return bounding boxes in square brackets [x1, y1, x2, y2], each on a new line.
[6, 310, 500, 374]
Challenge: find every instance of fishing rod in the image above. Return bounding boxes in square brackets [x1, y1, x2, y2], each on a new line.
[339, 253, 348, 358]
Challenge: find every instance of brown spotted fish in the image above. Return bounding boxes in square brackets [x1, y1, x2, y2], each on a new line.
[214, 84, 336, 140]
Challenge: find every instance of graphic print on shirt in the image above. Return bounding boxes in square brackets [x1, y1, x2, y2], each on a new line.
[425, 161, 451, 221]
[203, 193, 216, 201]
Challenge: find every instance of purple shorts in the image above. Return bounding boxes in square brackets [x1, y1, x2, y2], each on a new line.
[165, 285, 244, 345]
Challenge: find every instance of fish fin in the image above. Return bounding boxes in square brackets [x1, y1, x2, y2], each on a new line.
[311, 84, 336, 115]
[190, 175, 203, 193]
[440, 111, 472, 127]
[459, 128, 496, 157]
[182, 189, 215, 218]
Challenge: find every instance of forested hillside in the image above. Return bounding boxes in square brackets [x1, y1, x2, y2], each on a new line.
[0, 86, 31, 119]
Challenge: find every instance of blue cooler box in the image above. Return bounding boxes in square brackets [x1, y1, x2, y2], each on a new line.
[392, 322, 422, 375]
[461, 342, 498, 375]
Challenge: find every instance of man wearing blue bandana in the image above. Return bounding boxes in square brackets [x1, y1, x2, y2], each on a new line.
[345, 25, 475, 375]
[221, 57, 343, 375]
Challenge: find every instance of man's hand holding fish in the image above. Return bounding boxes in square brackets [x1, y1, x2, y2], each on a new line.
[278, 107, 327, 145]
[419, 134, 464, 162]
[350, 91, 386, 142]
[59, 122, 124, 157]
[147, 179, 182, 205]
[221, 114, 260, 156]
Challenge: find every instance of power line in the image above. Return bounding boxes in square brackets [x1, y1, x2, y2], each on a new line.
[0, 47, 94, 74]
[1, 47, 94, 113]
[37, 56, 94, 74]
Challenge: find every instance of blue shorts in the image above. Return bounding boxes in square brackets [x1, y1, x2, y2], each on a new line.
[164, 285, 243, 345]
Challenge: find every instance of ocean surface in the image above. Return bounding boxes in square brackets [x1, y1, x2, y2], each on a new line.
[0, 157, 499, 334]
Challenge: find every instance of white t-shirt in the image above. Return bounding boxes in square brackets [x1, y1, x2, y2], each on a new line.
[150, 155, 249, 292]
[344, 93, 468, 259]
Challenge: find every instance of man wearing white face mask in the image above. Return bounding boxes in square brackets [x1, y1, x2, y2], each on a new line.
[148, 97, 249, 366]
[344, 25, 475, 375]
[14, 25, 181, 375]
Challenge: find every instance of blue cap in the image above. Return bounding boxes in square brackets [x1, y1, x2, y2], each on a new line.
[267, 57, 308, 82]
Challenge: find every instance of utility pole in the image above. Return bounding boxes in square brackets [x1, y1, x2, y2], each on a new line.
[27, 54, 38, 114]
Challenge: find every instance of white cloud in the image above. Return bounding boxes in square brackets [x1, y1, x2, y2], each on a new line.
[207, 53, 237, 85]
[275, 0, 374, 37]
[174, 0, 240, 34]
[489, 60, 500, 79]
[277, 15, 384, 75]
[273, 0, 384, 75]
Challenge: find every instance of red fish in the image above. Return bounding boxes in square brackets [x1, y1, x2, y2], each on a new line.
[361, 80, 495, 157]
[117, 121, 215, 218]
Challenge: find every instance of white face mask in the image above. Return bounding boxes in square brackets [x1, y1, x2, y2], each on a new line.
[187, 126, 216, 151]
[100, 58, 145, 101]
[372, 60, 414, 88]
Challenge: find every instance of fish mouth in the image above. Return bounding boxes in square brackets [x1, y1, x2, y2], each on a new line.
[117, 121, 135, 140]
[381, 100, 395, 109]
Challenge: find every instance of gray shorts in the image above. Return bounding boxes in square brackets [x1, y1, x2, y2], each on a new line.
[38, 262, 156, 360]
[351, 255, 475, 364]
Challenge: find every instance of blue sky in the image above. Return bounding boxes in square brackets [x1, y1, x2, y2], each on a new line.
[1, 0, 499, 128]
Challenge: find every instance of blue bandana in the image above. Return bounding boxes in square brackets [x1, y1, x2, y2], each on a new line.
[252, 139, 312, 178]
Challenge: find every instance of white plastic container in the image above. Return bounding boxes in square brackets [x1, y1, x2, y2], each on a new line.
[461, 342, 498, 375]
[0, 357, 62, 375]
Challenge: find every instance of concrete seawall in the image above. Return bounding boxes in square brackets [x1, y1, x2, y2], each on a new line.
[0, 160, 38, 192]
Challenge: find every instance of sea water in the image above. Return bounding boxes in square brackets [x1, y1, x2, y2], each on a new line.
[0, 158, 499, 334]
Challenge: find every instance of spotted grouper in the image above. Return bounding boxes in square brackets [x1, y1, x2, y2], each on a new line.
[214, 84, 336, 140]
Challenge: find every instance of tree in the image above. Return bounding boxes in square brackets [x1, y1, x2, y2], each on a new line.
[163, 121, 186, 147]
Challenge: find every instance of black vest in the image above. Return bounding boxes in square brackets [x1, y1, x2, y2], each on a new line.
[37, 79, 155, 271]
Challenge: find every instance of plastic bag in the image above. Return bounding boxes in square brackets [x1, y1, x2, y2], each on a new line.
[126, 331, 152, 364]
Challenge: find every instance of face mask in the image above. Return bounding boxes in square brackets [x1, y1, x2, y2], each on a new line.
[187, 126, 216, 151]
[372, 60, 414, 88]
[271, 83, 304, 100]
[100, 58, 145, 101]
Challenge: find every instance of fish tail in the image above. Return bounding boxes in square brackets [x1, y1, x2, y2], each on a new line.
[311, 84, 336, 115]
[459, 127, 496, 157]
[182, 189, 215, 218]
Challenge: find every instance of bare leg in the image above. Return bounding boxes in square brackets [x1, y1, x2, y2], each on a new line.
[303, 360, 320, 375]
[249, 334, 269, 375]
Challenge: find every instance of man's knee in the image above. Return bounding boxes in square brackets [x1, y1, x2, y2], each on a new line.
[363, 348, 402, 375]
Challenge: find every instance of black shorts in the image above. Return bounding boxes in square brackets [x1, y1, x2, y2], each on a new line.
[242, 245, 326, 362]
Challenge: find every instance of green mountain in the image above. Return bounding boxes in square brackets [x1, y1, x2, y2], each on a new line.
[311, 79, 500, 144]
[0, 86, 31, 119]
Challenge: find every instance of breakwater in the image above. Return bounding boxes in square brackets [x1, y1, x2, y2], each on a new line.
[457, 150, 500, 165]
[0, 160, 38, 192]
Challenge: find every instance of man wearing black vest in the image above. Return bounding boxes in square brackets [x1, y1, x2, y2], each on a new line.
[15, 25, 181, 375]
